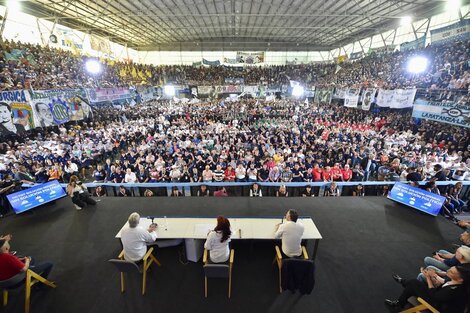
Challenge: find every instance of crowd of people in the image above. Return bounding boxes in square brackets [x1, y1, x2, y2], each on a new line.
[0, 96, 468, 213]
[1, 38, 469, 94]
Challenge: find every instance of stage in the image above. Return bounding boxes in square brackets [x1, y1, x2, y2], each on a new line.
[0, 196, 463, 313]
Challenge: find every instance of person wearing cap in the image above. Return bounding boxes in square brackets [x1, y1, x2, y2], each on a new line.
[120, 212, 157, 262]
[274, 209, 304, 258]
[0, 235, 53, 282]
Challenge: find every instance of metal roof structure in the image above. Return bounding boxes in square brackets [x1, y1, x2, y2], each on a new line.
[5, 0, 456, 51]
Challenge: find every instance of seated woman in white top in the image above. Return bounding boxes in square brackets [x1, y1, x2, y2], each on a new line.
[204, 216, 231, 263]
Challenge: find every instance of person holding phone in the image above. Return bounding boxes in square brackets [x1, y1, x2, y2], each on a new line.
[120, 212, 157, 262]
[0, 236, 53, 284]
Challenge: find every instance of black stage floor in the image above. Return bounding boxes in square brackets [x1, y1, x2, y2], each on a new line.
[0, 196, 463, 313]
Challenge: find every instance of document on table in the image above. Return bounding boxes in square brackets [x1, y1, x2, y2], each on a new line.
[194, 224, 215, 238]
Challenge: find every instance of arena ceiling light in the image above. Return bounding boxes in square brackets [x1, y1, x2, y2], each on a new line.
[400, 16, 412, 26]
[447, 0, 460, 11]
[85, 59, 102, 75]
[407, 56, 429, 74]
[6, 0, 21, 12]
[164, 85, 176, 97]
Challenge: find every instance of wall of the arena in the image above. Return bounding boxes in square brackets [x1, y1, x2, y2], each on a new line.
[0, 5, 140, 63]
[137, 50, 330, 66]
[332, 5, 470, 58]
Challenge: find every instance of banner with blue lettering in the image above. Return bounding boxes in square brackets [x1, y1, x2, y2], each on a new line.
[412, 99, 470, 128]
[29, 89, 88, 126]
[0, 90, 34, 136]
[388, 182, 446, 216]
[430, 19, 470, 44]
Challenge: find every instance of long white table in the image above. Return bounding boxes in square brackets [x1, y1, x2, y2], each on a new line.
[116, 216, 322, 262]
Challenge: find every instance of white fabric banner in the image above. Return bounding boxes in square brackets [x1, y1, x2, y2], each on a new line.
[390, 89, 416, 109]
[376, 89, 395, 107]
[361, 88, 376, 111]
[344, 88, 360, 108]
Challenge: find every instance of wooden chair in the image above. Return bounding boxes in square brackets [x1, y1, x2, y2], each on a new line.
[203, 248, 234, 298]
[108, 248, 161, 295]
[273, 246, 308, 293]
[0, 269, 56, 313]
[400, 297, 439, 313]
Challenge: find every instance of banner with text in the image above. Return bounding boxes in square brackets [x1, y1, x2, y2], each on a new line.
[86, 87, 133, 104]
[344, 88, 360, 108]
[431, 19, 470, 44]
[412, 99, 470, 128]
[390, 89, 416, 109]
[361, 88, 376, 111]
[236, 52, 265, 64]
[202, 58, 221, 66]
[29, 89, 89, 127]
[0, 90, 34, 136]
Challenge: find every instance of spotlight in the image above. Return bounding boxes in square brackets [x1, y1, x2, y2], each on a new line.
[164, 85, 176, 97]
[6, 0, 21, 12]
[85, 59, 102, 75]
[292, 85, 304, 98]
[446, 0, 460, 11]
[407, 56, 428, 74]
[400, 16, 412, 26]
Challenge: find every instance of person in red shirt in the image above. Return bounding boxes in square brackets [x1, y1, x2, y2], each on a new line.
[224, 165, 236, 182]
[322, 166, 332, 182]
[0, 236, 53, 283]
[341, 164, 353, 182]
[312, 164, 322, 182]
[331, 163, 343, 181]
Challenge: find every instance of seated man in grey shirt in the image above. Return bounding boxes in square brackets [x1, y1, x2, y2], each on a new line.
[274, 209, 304, 258]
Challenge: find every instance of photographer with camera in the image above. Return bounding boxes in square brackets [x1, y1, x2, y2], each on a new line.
[66, 175, 96, 210]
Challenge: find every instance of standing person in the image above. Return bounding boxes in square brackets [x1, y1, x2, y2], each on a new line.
[274, 209, 304, 258]
[120, 212, 157, 262]
[204, 216, 231, 263]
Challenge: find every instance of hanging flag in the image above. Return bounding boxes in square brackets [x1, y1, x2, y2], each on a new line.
[335, 65, 342, 74]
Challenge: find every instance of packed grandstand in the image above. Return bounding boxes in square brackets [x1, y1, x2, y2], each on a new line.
[0, 34, 469, 206]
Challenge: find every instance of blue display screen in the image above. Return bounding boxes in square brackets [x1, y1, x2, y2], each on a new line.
[7, 180, 67, 214]
[387, 182, 446, 216]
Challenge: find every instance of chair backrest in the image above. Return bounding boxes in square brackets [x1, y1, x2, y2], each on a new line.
[0, 272, 26, 289]
[203, 264, 229, 278]
[108, 259, 141, 273]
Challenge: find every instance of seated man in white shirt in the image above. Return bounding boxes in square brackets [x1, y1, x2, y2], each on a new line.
[120, 212, 157, 262]
[274, 209, 304, 258]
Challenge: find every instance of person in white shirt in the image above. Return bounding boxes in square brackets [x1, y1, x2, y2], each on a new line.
[204, 216, 231, 263]
[120, 212, 157, 262]
[124, 168, 138, 183]
[274, 209, 304, 258]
